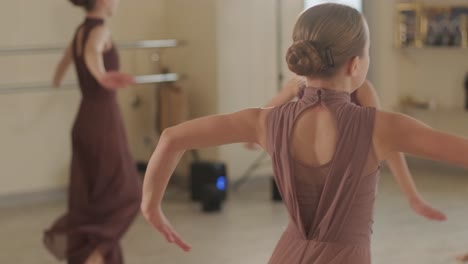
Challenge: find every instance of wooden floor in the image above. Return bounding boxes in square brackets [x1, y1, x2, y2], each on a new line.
[1, 166, 468, 264]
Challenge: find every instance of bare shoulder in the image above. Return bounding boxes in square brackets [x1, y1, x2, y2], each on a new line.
[375, 110, 428, 129]
[373, 110, 431, 160]
[86, 25, 111, 50]
[223, 107, 273, 135]
[356, 80, 380, 108]
[374, 110, 400, 130]
[373, 110, 403, 160]
[256, 107, 275, 148]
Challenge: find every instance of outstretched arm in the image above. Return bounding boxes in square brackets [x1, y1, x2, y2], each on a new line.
[141, 108, 270, 251]
[376, 112, 468, 168]
[357, 81, 445, 221]
[374, 111, 468, 222]
[52, 44, 73, 87]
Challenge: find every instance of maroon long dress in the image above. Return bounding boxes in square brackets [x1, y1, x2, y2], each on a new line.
[266, 87, 380, 263]
[43, 17, 141, 264]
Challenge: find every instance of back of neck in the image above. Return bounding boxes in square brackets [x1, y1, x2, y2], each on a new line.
[305, 76, 353, 94]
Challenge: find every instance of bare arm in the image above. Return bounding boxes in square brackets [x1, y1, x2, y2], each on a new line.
[52, 45, 73, 87]
[356, 81, 419, 201]
[375, 112, 468, 171]
[359, 81, 446, 221]
[141, 108, 270, 250]
[84, 26, 134, 90]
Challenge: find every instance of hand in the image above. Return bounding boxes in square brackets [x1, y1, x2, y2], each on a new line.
[456, 252, 468, 262]
[244, 142, 261, 151]
[409, 197, 446, 221]
[100, 71, 135, 90]
[142, 207, 191, 252]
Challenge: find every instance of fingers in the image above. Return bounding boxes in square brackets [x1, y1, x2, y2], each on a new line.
[101, 72, 135, 89]
[171, 230, 191, 252]
[419, 205, 447, 221]
[158, 225, 191, 252]
[411, 200, 447, 222]
[427, 209, 447, 221]
[122, 73, 136, 84]
[147, 216, 191, 252]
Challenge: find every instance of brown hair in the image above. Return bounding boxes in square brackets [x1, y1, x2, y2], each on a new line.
[286, 3, 367, 77]
[69, 0, 97, 11]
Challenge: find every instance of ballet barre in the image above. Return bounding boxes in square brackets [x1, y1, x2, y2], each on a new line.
[0, 38, 183, 94]
[134, 73, 179, 84]
[0, 39, 182, 56]
[0, 73, 181, 94]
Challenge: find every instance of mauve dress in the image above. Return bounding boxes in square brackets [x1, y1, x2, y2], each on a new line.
[43, 17, 141, 264]
[266, 87, 380, 264]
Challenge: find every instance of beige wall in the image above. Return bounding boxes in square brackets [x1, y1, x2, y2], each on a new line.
[214, 0, 401, 179]
[216, 0, 280, 179]
[164, 0, 219, 163]
[281, 0, 468, 111]
[361, 0, 399, 110]
[397, 48, 468, 110]
[4, 0, 466, 196]
[364, 0, 468, 111]
[0, 0, 166, 196]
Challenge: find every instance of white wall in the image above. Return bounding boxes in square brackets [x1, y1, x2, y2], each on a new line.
[216, 0, 279, 180]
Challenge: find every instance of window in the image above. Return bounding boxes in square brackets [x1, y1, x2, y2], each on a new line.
[304, 0, 362, 12]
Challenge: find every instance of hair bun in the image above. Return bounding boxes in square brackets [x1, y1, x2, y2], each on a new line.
[286, 40, 324, 76]
[69, 0, 88, 7]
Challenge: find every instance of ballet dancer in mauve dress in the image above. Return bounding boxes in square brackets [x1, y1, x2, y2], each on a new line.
[142, 4, 468, 263]
[245, 77, 444, 222]
[44, 0, 141, 263]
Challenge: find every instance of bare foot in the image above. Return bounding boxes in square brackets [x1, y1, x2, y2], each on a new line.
[457, 252, 468, 262]
[410, 199, 446, 221]
[85, 250, 104, 264]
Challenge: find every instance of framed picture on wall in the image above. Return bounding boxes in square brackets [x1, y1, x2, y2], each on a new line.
[396, 3, 423, 48]
[421, 6, 454, 47]
[450, 6, 468, 47]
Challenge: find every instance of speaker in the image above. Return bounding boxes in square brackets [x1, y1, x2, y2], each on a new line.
[190, 161, 228, 201]
[136, 161, 148, 174]
[201, 185, 224, 212]
[271, 177, 282, 202]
